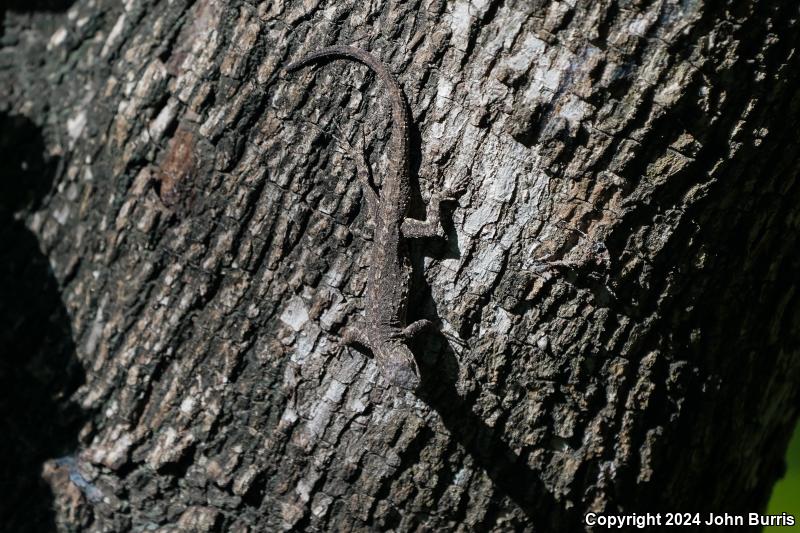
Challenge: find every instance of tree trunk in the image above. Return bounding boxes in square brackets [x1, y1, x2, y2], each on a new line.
[2, 0, 799, 531]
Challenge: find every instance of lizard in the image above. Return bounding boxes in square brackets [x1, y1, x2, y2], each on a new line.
[285, 45, 453, 391]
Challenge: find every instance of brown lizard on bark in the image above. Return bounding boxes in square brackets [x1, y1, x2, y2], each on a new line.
[285, 45, 453, 391]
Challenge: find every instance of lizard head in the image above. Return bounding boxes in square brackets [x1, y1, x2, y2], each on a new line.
[377, 343, 421, 391]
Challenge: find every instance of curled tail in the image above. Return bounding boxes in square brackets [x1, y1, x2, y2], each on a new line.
[284, 45, 409, 177]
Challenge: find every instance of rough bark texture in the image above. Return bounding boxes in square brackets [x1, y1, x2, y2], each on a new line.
[2, 0, 799, 531]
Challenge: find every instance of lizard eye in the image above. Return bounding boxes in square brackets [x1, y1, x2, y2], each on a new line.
[381, 345, 420, 391]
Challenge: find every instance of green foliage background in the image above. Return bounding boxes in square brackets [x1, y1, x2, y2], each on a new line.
[767, 423, 800, 531]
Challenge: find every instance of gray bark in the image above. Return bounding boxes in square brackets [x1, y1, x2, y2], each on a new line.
[2, 0, 799, 531]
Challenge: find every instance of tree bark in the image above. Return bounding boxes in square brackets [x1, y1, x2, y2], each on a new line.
[2, 0, 799, 531]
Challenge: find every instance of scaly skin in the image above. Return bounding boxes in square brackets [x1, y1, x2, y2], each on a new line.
[286, 45, 452, 391]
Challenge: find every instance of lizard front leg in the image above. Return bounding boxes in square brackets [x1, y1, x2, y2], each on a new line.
[341, 327, 372, 351]
[400, 192, 456, 238]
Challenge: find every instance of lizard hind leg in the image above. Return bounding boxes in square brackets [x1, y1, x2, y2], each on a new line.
[342, 330, 421, 390]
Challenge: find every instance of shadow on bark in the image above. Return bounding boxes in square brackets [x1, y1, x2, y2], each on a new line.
[0, 0, 74, 40]
[0, 112, 86, 532]
[405, 197, 575, 529]
[1, 0, 74, 13]
[403, 108, 579, 529]
[414, 333, 579, 530]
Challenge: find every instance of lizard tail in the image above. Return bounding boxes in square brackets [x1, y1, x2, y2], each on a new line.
[284, 45, 409, 175]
